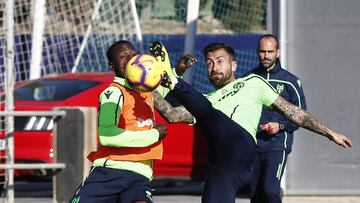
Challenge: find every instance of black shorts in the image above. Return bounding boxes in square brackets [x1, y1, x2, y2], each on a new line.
[69, 167, 153, 203]
[202, 165, 253, 203]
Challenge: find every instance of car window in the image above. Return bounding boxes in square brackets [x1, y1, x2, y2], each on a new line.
[13, 79, 101, 101]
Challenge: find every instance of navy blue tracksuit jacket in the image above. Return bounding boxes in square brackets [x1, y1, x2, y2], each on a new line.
[247, 60, 306, 153]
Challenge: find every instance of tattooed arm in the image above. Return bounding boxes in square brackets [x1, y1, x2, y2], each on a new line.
[271, 96, 352, 148]
[153, 90, 194, 123]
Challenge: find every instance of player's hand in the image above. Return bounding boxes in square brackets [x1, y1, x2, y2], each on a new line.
[328, 131, 352, 148]
[154, 123, 168, 140]
[259, 122, 280, 135]
[176, 54, 197, 76]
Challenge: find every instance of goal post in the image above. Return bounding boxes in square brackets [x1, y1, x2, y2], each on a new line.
[4, 0, 16, 201]
[30, 0, 46, 80]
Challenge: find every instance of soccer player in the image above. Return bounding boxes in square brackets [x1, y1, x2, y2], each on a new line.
[69, 40, 195, 203]
[149, 41, 352, 203]
[69, 40, 168, 203]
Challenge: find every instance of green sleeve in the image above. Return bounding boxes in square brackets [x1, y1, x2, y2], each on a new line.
[155, 85, 170, 98]
[259, 77, 279, 106]
[98, 86, 159, 147]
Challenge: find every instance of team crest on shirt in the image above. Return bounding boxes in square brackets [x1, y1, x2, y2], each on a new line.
[71, 196, 80, 203]
[276, 84, 284, 94]
[233, 82, 244, 89]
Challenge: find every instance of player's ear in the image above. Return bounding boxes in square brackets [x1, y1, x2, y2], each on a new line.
[108, 62, 115, 71]
[276, 49, 280, 58]
[231, 60, 237, 72]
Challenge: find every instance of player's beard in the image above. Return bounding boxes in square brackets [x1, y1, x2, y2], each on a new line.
[261, 58, 276, 69]
[209, 69, 233, 89]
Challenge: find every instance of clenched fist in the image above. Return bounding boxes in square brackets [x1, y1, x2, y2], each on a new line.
[153, 123, 168, 140]
[176, 54, 197, 76]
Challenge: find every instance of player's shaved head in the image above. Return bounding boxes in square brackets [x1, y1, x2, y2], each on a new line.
[258, 34, 279, 49]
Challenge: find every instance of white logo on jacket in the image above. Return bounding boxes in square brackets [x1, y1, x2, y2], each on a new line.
[137, 118, 154, 127]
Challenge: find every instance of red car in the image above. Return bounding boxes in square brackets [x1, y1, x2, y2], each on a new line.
[0, 72, 207, 179]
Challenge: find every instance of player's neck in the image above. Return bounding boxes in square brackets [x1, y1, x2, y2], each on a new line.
[266, 65, 275, 71]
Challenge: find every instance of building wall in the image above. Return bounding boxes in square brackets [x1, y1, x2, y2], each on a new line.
[286, 0, 360, 195]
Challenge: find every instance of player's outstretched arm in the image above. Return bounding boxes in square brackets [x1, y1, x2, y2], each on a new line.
[153, 90, 194, 124]
[271, 96, 352, 148]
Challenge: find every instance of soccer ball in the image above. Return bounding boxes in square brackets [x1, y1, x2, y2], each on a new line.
[124, 54, 163, 92]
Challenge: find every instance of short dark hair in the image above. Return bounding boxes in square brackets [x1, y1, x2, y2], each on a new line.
[258, 34, 279, 49]
[106, 40, 135, 63]
[202, 42, 236, 61]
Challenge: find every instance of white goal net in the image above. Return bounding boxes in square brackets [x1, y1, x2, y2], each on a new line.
[0, 0, 143, 91]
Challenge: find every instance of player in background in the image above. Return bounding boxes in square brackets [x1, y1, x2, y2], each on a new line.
[244, 34, 306, 203]
[69, 40, 191, 203]
[149, 41, 352, 203]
